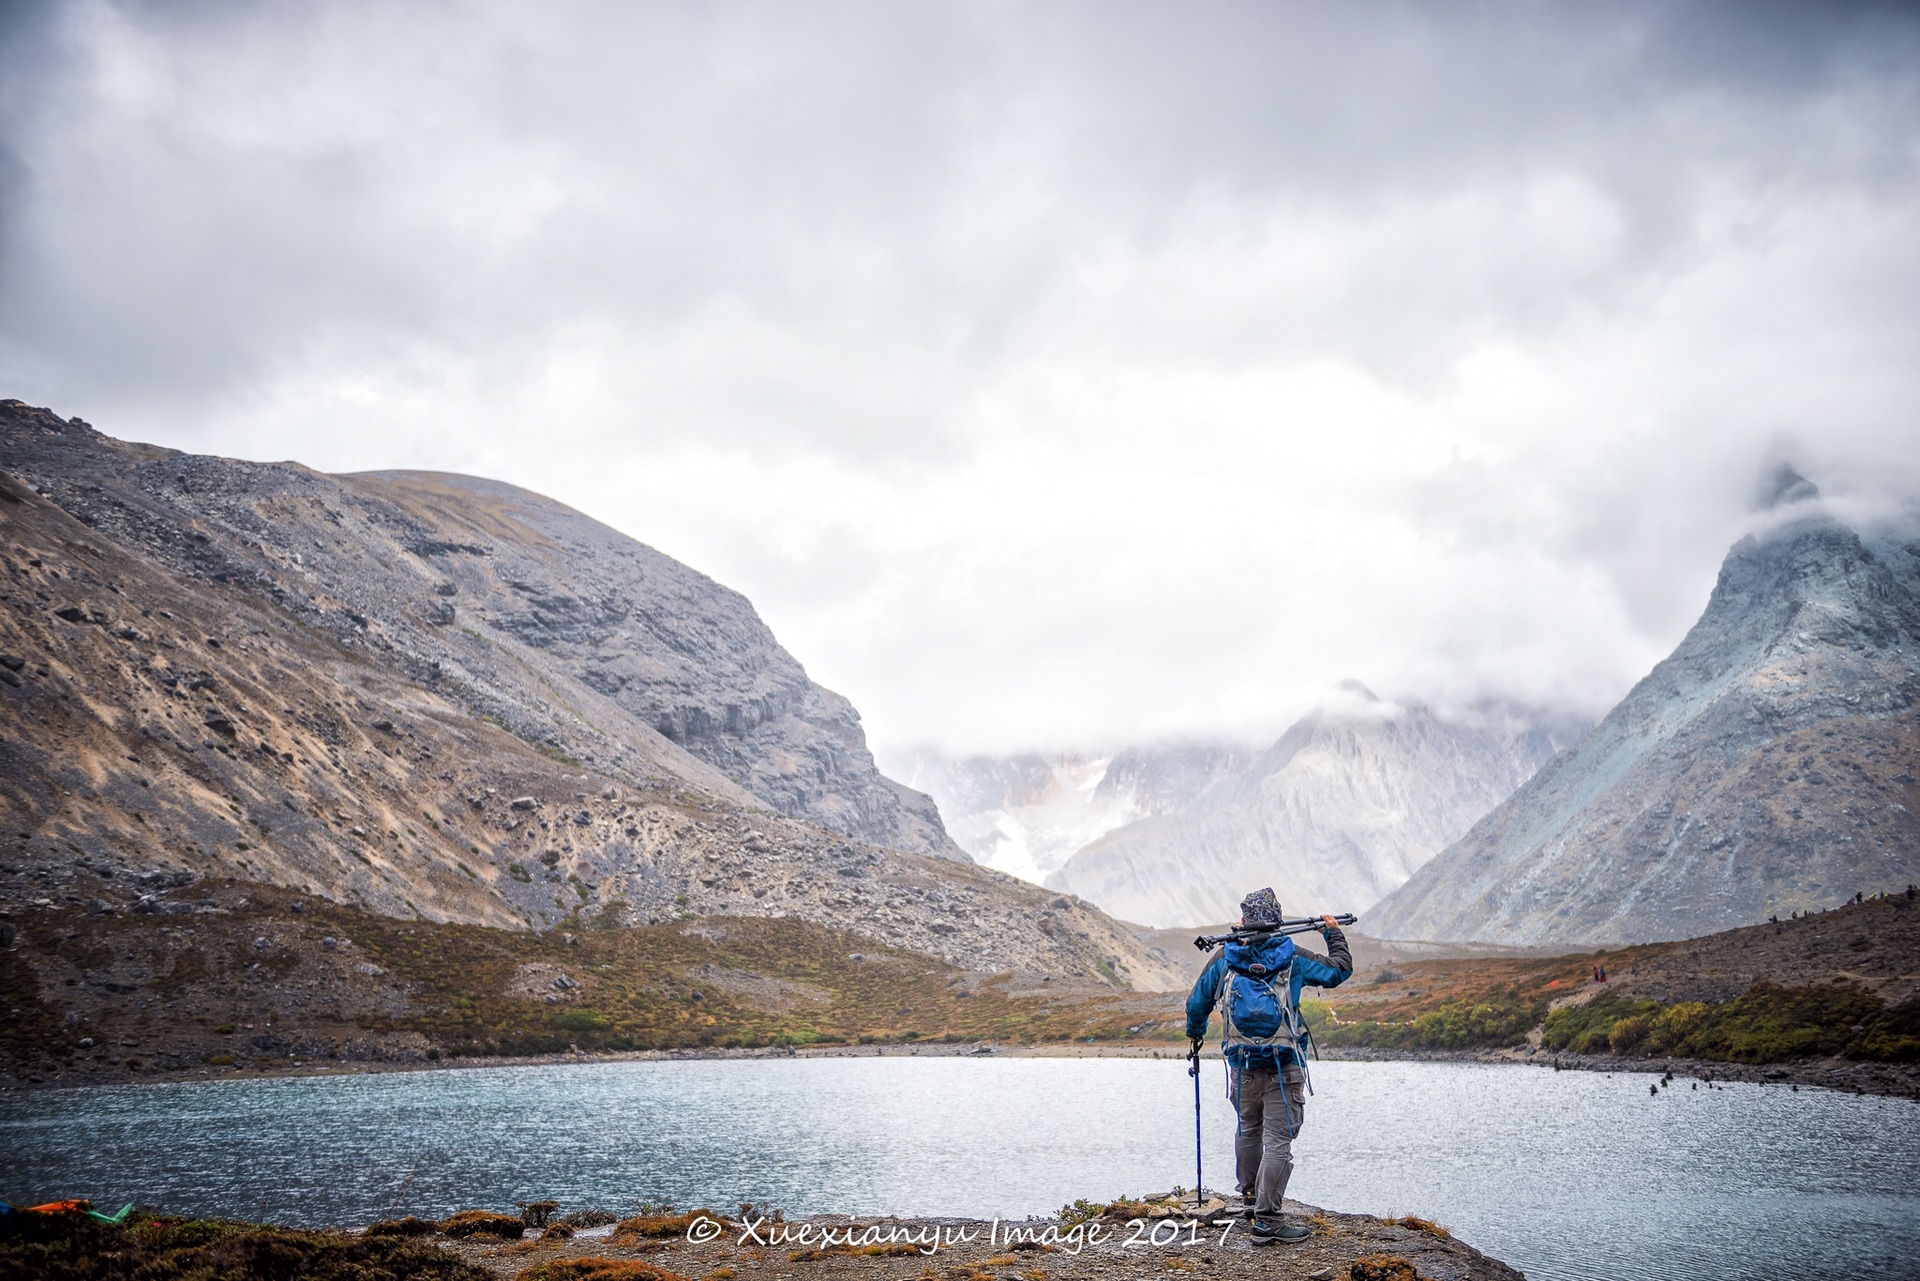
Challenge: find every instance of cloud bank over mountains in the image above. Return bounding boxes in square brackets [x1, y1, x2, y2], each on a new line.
[3, 0, 1918, 754]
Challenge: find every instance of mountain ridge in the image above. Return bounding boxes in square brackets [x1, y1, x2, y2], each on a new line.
[1365, 498, 1920, 946]
[4, 407, 959, 858]
[0, 400, 1189, 990]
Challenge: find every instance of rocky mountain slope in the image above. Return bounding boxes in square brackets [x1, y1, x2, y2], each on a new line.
[1365, 477, 1920, 947]
[2, 403, 956, 858]
[1044, 687, 1571, 928]
[886, 744, 1250, 884]
[0, 400, 1186, 989]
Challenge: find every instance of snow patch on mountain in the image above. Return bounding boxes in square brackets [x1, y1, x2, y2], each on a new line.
[883, 745, 1251, 884]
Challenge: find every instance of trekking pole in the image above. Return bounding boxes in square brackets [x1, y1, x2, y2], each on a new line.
[1188, 1041, 1203, 1209]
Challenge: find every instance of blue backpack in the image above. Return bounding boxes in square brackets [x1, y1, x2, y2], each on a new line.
[1220, 935, 1308, 1061]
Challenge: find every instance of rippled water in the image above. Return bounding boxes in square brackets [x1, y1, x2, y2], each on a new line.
[3, 1058, 1915, 1280]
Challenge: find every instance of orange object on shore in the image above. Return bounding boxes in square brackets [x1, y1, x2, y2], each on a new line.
[23, 1200, 92, 1215]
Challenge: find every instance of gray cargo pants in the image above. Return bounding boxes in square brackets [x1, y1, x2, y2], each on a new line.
[1232, 1061, 1306, 1218]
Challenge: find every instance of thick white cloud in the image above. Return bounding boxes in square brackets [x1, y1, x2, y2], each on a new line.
[3, 0, 1918, 754]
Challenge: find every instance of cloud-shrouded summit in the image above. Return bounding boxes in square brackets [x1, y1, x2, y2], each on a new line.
[3, 0, 1919, 756]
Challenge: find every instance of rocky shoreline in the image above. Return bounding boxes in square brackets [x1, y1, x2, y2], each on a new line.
[431, 1198, 1525, 1281]
[1318, 1043, 1920, 1100]
[0, 1196, 1525, 1281]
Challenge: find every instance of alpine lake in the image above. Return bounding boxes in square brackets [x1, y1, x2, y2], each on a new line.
[2, 1056, 1915, 1281]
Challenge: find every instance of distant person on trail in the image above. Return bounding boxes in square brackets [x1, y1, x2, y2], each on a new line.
[1186, 887, 1350, 1246]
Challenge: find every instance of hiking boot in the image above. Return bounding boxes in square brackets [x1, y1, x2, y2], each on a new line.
[1248, 1218, 1309, 1245]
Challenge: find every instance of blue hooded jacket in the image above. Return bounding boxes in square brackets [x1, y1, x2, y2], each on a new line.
[1185, 927, 1351, 1068]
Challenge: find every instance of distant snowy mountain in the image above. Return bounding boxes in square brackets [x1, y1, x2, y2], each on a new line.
[1044, 687, 1583, 927]
[891, 688, 1582, 929]
[885, 745, 1251, 884]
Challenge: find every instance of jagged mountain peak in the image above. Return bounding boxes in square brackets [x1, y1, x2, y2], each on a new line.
[1756, 461, 1820, 511]
[1364, 507, 1920, 947]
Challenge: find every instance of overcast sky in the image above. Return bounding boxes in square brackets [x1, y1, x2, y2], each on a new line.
[3, 1, 1918, 758]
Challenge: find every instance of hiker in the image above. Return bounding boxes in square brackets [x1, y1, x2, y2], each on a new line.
[1186, 887, 1350, 1246]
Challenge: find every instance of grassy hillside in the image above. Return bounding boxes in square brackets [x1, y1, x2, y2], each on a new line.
[1, 883, 1175, 1085]
[9, 881, 1916, 1088]
[1303, 891, 1920, 1067]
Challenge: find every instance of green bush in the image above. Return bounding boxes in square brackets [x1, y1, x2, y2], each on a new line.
[1608, 1015, 1650, 1053]
[1856, 998, 1920, 1061]
[1646, 1001, 1708, 1052]
[1307, 997, 1534, 1051]
[1684, 984, 1885, 1063]
[1569, 1024, 1613, 1055]
[1541, 986, 1920, 1064]
[1543, 993, 1662, 1054]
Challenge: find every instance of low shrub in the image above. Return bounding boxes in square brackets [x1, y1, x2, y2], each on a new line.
[1857, 998, 1920, 1061]
[1646, 1001, 1709, 1053]
[1350, 1255, 1418, 1281]
[440, 1209, 526, 1239]
[1544, 988, 1920, 1064]
[365, 1216, 439, 1237]
[1608, 1014, 1651, 1053]
[1308, 997, 1534, 1051]
[1543, 994, 1663, 1054]
[1684, 985, 1885, 1062]
[549, 1011, 611, 1033]
[611, 1209, 725, 1240]
[515, 1259, 689, 1281]
[1055, 1199, 1105, 1227]
[0, 1213, 489, 1281]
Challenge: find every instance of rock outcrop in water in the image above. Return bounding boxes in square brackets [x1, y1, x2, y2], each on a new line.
[0, 400, 1186, 987]
[1366, 473, 1920, 946]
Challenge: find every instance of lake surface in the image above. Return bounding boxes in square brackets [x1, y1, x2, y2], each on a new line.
[3, 1057, 1916, 1281]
